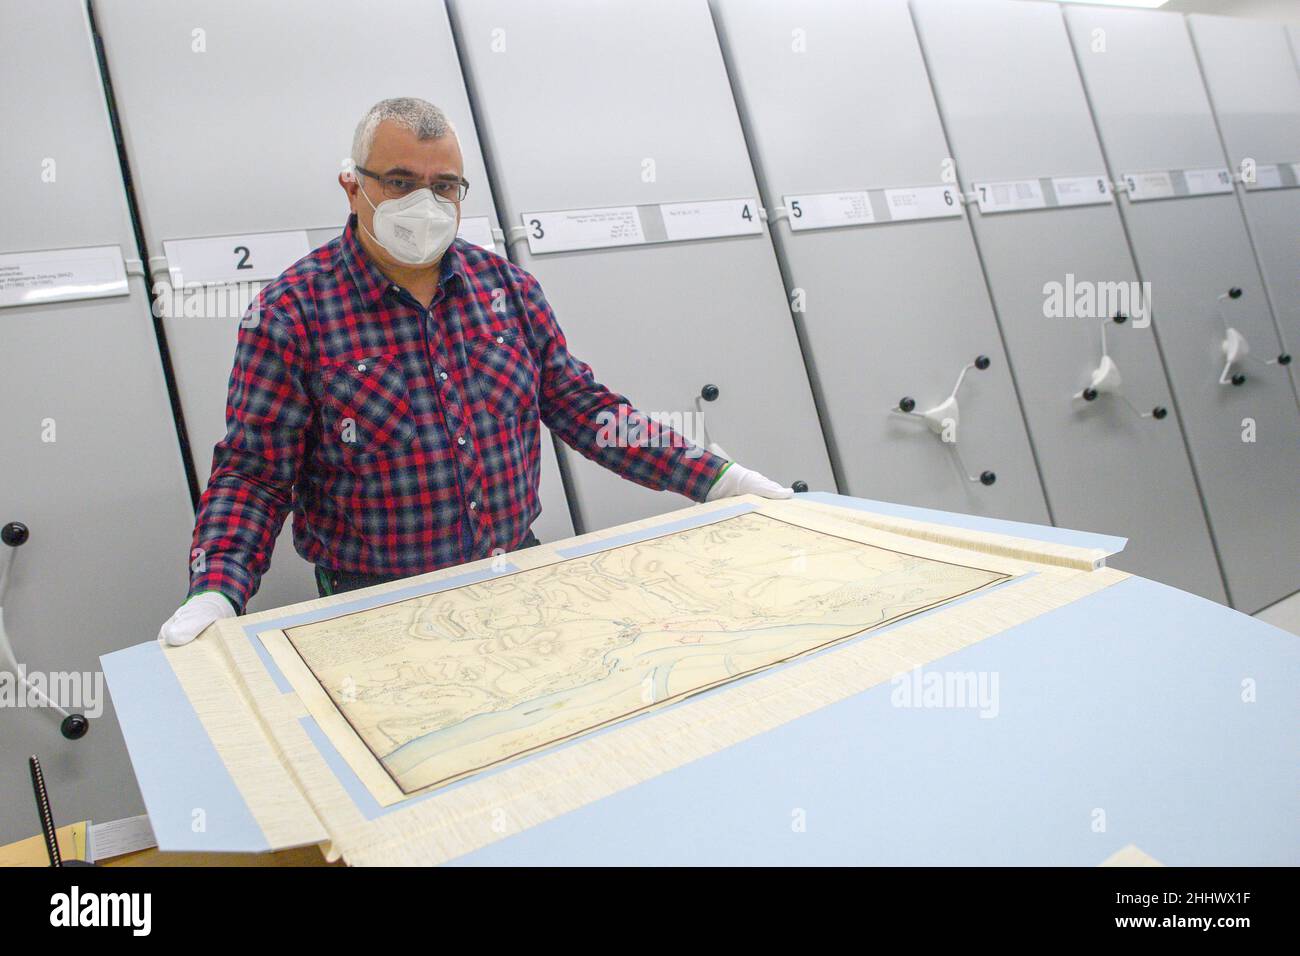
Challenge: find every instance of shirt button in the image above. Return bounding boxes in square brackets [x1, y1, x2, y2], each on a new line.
[469, 500, 477, 510]
[440, 371, 449, 381]
[457, 436, 466, 446]
[496, 335, 505, 344]
[357, 363, 367, 372]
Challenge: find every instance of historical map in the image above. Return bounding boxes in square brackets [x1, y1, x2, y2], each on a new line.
[281, 511, 1007, 795]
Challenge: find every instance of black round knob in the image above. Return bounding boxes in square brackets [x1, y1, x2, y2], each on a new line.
[791, 480, 809, 494]
[700, 384, 719, 402]
[1231, 373, 1246, 387]
[1228, 287, 1243, 299]
[1113, 312, 1128, 324]
[979, 471, 996, 486]
[1082, 388, 1098, 402]
[1278, 353, 1292, 366]
[2, 522, 29, 547]
[1153, 406, 1168, 420]
[974, 355, 991, 370]
[899, 397, 916, 413]
[60, 713, 89, 740]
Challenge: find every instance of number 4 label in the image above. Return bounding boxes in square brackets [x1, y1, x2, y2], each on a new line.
[660, 198, 763, 241]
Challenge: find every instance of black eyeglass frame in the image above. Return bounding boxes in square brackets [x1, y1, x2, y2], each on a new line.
[354, 165, 470, 203]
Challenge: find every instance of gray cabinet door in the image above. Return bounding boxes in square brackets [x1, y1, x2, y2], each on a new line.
[1067, 5, 1300, 613]
[711, 0, 1050, 524]
[447, 0, 836, 533]
[0, 0, 194, 843]
[1189, 14, 1300, 408]
[911, 0, 1226, 603]
[94, 0, 574, 612]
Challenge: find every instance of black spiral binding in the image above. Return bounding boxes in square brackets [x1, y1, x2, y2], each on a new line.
[29, 755, 62, 867]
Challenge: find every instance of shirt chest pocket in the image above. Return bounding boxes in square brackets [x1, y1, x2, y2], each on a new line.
[319, 352, 418, 460]
[464, 329, 537, 420]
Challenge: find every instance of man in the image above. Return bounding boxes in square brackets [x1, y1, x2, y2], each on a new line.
[160, 98, 791, 647]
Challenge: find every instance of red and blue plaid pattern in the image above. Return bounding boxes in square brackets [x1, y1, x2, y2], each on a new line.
[188, 216, 726, 612]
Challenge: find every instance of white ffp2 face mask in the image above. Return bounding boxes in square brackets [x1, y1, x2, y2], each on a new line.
[358, 184, 458, 266]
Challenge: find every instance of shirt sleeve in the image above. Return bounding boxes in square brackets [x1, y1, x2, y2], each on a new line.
[186, 302, 313, 612]
[517, 271, 727, 501]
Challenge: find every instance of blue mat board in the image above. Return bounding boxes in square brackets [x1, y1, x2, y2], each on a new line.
[448, 576, 1298, 866]
[100, 641, 269, 853]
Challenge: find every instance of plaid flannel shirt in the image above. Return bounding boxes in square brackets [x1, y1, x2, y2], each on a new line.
[188, 215, 726, 612]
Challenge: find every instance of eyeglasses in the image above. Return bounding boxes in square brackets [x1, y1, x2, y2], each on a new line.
[354, 166, 469, 204]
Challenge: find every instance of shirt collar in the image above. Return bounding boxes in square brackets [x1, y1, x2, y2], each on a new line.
[340, 213, 466, 307]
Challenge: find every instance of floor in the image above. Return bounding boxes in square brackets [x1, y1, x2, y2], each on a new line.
[1255, 589, 1300, 636]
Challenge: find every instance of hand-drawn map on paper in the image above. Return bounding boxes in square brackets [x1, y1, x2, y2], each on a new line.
[279, 512, 1008, 797]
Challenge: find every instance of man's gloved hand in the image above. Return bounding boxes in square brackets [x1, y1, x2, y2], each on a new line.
[705, 462, 794, 502]
[158, 591, 236, 647]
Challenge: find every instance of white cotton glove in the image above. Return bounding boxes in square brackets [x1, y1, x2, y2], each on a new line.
[158, 592, 236, 647]
[705, 462, 794, 502]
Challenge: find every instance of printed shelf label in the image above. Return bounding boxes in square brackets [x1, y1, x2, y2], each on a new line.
[973, 179, 1046, 213]
[519, 207, 645, 254]
[457, 216, 496, 252]
[163, 230, 310, 286]
[0, 245, 128, 309]
[1052, 175, 1113, 207]
[660, 198, 762, 241]
[882, 185, 963, 221]
[785, 191, 875, 230]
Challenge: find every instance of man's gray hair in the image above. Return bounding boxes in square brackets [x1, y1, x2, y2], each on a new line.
[350, 97, 456, 168]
